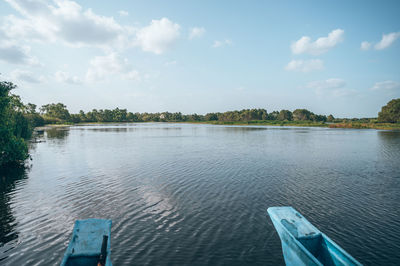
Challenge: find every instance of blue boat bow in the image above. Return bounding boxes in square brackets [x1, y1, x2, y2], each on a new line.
[60, 219, 112, 266]
[268, 207, 362, 266]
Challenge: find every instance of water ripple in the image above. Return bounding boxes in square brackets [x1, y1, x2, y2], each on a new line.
[0, 124, 399, 265]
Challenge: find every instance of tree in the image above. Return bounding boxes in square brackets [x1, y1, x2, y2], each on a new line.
[293, 109, 313, 121]
[311, 114, 327, 122]
[277, 110, 293, 121]
[189, 113, 202, 121]
[69, 114, 81, 123]
[0, 81, 29, 167]
[127, 112, 140, 122]
[26, 103, 37, 114]
[205, 113, 218, 121]
[101, 109, 113, 122]
[78, 110, 87, 122]
[267, 111, 279, 120]
[171, 112, 183, 121]
[327, 114, 334, 122]
[378, 98, 400, 123]
[86, 109, 98, 122]
[40, 103, 70, 121]
[112, 108, 127, 122]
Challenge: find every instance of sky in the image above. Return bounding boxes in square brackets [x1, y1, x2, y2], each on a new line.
[0, 0, 399, 118]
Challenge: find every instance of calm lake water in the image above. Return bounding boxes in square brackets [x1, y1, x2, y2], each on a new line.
[1, 123, 400, 265]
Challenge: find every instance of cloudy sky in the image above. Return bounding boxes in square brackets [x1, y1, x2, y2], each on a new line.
[0, 0, 399, 117]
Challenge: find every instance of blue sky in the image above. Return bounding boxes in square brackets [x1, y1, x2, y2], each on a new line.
[0, 0, 399, 117]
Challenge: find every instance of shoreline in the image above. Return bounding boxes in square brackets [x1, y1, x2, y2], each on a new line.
[35, 121, 400, 130]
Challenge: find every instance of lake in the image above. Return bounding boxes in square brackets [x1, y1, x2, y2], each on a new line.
[1, 123, 399, 265]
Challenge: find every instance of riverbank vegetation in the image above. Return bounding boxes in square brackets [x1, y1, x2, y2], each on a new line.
[37, 100, 400, 131]
[35, 104, 369, 124]
[0, 81, 44, 168]
[1, 79, 399, 168]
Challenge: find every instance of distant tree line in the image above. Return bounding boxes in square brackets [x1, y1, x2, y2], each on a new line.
[39, 105, 336, 124]
[10, 97, 400, 126]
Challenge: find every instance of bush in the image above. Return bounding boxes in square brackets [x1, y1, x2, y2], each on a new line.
[378, 98, 400, 123]
[0, 81, 33, 168]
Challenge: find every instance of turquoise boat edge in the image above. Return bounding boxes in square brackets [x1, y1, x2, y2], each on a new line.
[60, 218, 112, 266]
[267, 206, 362, 266]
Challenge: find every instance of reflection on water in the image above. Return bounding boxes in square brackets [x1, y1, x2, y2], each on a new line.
[378, 130, 400, 142]
[0, 167, 27, 261]
[0, 123, 399, 265]
[46, 127, 70, 140]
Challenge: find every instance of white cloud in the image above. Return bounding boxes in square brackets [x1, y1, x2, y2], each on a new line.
[285, 59, 324, 72]
[212, 39, 232, 48]
[136, 18, 180, 54]
[360, 41, 371, 51]
[2, 0, 131, 49]
[10, 69, 45, 83]
[189, 27, 205, 40]
[119, 10, 129, 17]
[0, 41, 39, 65]
[370, 80, 400, 91]
[55, 71, 81, 84]
[2, 1, 183, 57]
[86, 53, 140, 82]
[307, 78, 346, 90]
[291, 29, 344, 55]
[374, 32, 400, 50]
[306, 78, 355, 97]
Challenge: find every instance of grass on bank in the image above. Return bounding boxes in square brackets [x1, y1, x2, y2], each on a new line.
[203, 120, 400, 129]
[328, 122, 400, 130]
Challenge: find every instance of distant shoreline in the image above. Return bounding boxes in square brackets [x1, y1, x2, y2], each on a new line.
[35, 121, 400, 130]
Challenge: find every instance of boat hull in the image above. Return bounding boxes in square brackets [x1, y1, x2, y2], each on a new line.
[60, 219, 112, 266]
[268, 207, 361, 266]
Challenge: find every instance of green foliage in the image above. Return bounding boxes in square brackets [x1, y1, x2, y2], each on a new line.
[11, 111, 30, 139]
[40, 103, 70, 121]
[267, 111, 279, 120]
[25, 113, 45, 128]
[378, 98, 400, 123]
[291, 109, 327, 122]
[205, 113, 218, 121]
[293, 109, 312, 121]
[311, 114, 327, 122]
[38, 106, 332, 125]
[30, 97, 400, 127]
[277, 110, 292, 121]
[208, 120, 327, 127]
[209, 109, 267, 122]
[0, 81, 30, 167]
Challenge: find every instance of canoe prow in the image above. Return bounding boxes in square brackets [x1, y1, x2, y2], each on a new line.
[267, 207, 362, 266]
[60, 218, 112, 266]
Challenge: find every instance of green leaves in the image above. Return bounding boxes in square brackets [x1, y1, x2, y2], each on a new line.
[0, 81, 32, 168]
[378, 98, 400, 123]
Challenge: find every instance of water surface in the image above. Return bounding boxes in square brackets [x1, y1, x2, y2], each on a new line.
[1, 123, 399, 265]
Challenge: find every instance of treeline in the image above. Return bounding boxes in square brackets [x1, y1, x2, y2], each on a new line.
[40, 104, 336, 123]
[27, 101, 400, 125]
